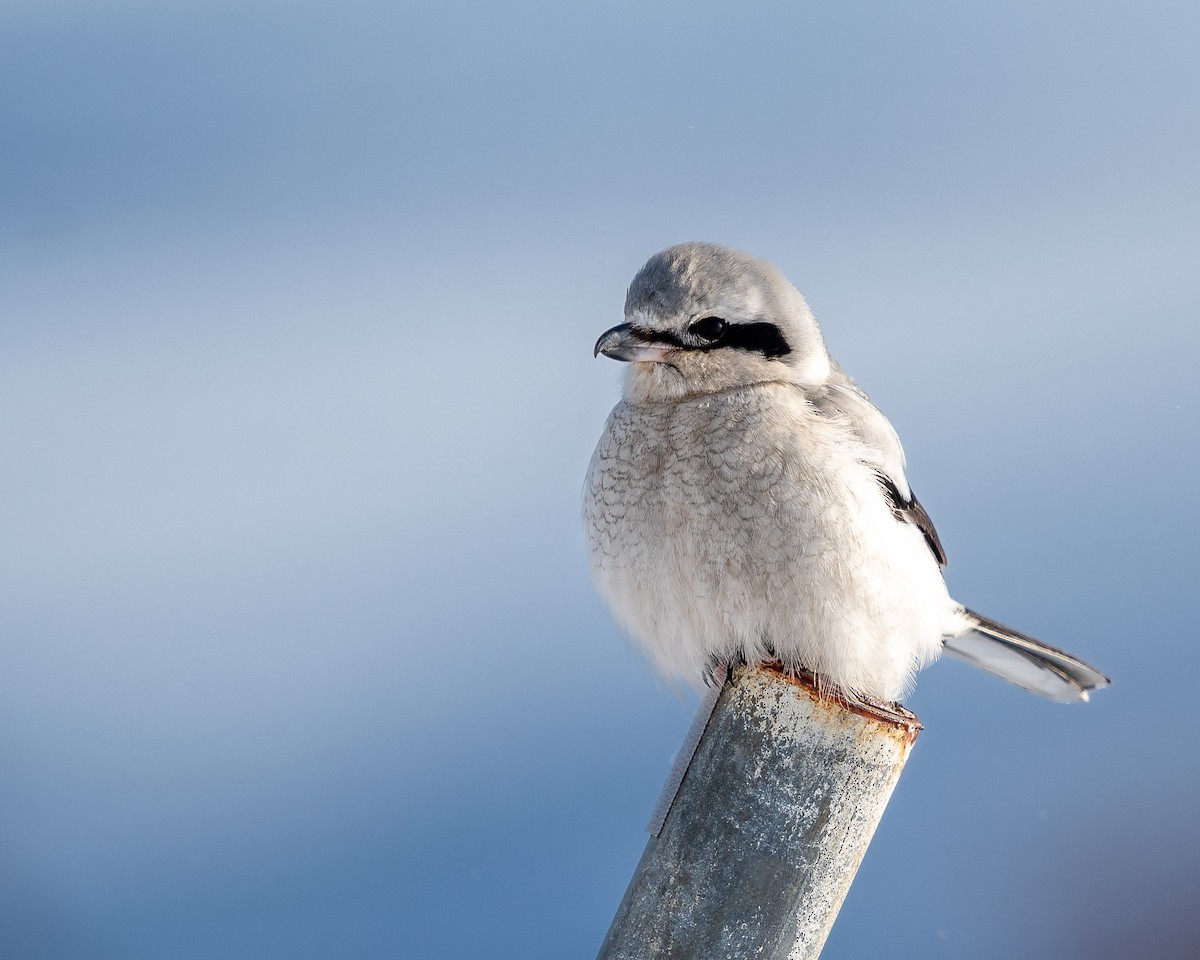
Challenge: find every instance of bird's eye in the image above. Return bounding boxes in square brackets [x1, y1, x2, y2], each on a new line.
[689, 316, 727, 342]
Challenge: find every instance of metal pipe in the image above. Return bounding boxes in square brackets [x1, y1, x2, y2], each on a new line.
[597, 663, 921, 960]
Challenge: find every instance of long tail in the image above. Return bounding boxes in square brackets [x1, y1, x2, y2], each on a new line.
[944, 608, 1111, 703]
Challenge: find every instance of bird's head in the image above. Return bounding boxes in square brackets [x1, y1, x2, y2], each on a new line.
[594, 242, 831, 403]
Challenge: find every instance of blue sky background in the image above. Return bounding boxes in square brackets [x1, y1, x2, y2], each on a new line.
[2, 1, 1197, 957]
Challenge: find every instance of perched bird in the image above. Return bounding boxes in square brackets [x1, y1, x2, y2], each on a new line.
[584, 242, 1109, 704]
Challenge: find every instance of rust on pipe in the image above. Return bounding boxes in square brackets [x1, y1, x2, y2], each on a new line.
[597, 662, 921, 960]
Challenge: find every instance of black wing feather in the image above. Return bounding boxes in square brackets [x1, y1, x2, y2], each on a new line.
[875, 473, 948, 568]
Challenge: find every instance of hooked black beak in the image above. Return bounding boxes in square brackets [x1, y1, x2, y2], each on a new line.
[593, 323, 677, 363]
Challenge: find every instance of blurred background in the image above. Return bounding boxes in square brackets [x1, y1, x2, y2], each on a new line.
[2, 1, 1197, 957]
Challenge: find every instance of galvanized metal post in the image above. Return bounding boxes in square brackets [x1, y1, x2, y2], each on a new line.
[597, 663, 921, 960]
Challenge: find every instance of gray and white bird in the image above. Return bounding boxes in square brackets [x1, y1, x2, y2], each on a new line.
[584, 242, 1109, 704]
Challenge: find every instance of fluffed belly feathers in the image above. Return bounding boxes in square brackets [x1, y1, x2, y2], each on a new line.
[584, 383, 956, 702]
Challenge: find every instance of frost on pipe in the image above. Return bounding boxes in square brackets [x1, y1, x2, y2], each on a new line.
[597, 663, 920, 960]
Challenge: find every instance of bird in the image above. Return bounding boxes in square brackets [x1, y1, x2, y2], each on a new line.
[583, 242, 1109, 705]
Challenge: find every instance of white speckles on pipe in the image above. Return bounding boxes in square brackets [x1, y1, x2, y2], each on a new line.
[597, 663, 921, 960]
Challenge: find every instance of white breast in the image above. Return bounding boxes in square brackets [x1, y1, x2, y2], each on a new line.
[584, 382, 954, 701]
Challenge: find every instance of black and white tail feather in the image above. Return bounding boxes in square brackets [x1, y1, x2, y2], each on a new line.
[945, 609, 1110, 703]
